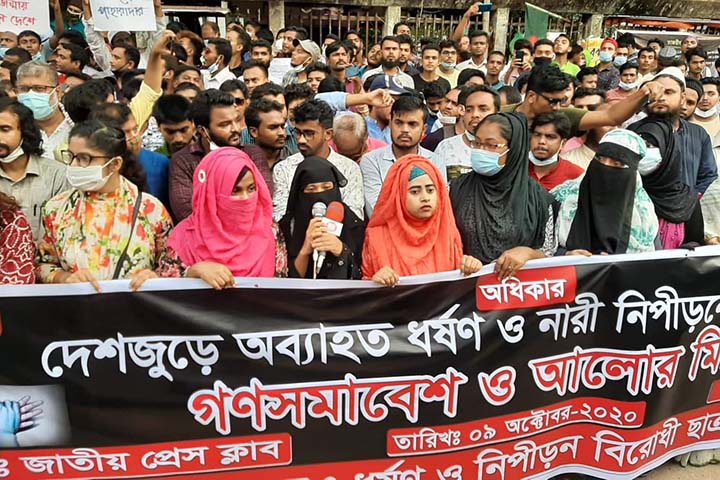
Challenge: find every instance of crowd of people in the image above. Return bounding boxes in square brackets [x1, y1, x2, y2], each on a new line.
[2, 1, 720, 310]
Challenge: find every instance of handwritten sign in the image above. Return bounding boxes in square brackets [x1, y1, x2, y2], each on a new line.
[89, 0, 155, 32]
[0, 0, 50, 34]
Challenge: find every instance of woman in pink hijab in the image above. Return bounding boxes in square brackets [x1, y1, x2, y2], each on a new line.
[157, 148, 287, 288]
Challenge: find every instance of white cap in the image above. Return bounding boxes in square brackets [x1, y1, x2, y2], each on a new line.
[652, 66, 686, 89]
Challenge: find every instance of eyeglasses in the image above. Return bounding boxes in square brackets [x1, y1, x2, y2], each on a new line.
[59, 150, 112, 167]
[234, 97, 246, 106]
[475, 142, 507, 151]
[539, 93, 565, 106]
[16, 84, 56, 94]
[292, 128, 319, 139]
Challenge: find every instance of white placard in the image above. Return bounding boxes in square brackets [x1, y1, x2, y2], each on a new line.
[0, 0, 50, 34]
[268, 57, 291, 85]
[89, 0, 156, 32]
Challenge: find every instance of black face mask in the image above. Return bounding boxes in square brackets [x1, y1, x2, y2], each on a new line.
[534, 57, 552, 67]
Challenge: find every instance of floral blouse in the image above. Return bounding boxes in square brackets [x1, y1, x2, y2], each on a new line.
[156, 222, 289, 278]
[1, 208, 35, 284]
[550, 175, 659, 253]
[37, 177, 173, 282]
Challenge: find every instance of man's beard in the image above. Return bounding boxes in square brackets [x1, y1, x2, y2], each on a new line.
[382, 60, 399, 69]
[647, 105, 680, 122]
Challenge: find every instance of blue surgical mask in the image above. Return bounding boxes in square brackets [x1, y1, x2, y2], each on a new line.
[529, 150, 558, 166]
[471, 148, 506, 176]
[599, 51, 613, 63]
[441, 61, 456, 70]
[18, 90, 57, 120]
[639, 147, 662, 175]
[613, 56, 627, 67]
[32, 52, 43, 62]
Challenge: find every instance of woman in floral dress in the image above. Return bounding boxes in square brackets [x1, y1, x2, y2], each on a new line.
[37, 121, 173, 291]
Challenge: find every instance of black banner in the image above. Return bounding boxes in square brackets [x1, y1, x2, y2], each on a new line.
[0, 250, 719, 479]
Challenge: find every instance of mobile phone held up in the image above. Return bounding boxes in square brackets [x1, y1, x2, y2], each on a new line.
[477, 2, 492, 13]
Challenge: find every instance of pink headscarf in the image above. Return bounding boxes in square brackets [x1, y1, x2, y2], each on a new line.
[167, 147, 275, 277]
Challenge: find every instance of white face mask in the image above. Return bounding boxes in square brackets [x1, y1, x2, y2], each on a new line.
[618, 80, 639, 91]
[694, 107, 717, 119]
[437, 111, 457, 125]
[639, 147, 662, 175]
[209, 140, 221, 151]
[66, 159, 114, 192]
[529, 150, 559, 166]
[0, 144, 24, 164]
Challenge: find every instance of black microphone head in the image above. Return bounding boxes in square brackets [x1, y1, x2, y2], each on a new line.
[311, 202, 327, 218]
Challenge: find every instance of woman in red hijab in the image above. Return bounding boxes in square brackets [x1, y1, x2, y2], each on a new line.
[156, 147, 287, 288]
[362, 155, 482, 286]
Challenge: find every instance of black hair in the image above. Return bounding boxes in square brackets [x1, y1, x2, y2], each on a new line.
[5, 47, 30, 64]
[174, 82, 201, 95]
[122, 78, 143, 102]
[647, 38, 665, 48]
[527, 65, 570, 94]
[119, 69, 144, 87]
[498, 85, 523, 104]
[250, 82, 284, 102]
[618, 62, 639, 75]
[514, 38, 534, 54]
[0, 61, 17, 85]
[166, 21, 187, 33]
[317, 77, 345, 93]
[577, 67, 598, 81]
[325, 41, 348, 58]
[0, 97, 43, 156]
[570, 44, 584, 57]
[459, 84, 501, 111]
[531, 111, 572, 139]
[638, 47, 656, 58]
[60, 70, 90, 83]
[245, 99, 285, 130]
[617, 32, 638, 49]
[617, 41, 632, 50]
[421, 43, 441, 56]
[59, 42, 89, 70]
[0, 81, 13, 97]
[284, 82, 313, 105]
[292, 99, 334, 129]
[58, 31, 88, 49]
[457, 68, 486, 87]
[534, 39, 554, 50]
[208, 38, 233, 66]
[241, 60, 268, 79]
[250, 39, 272, 52]
[153, 95, 192, 126]
[89, 102, 133, 125]
[380, 36, 400, 48]
[190, 90, 235, 128]
[468, 30, 489, 42]
[220, 79, 249, 98]
[390, 94, 428, 122]
[701, 77, 720, 89]
[306, 62, 331, 77]
[396, 34, 414, 50]
[393, 22, 410, 35]
[573, 87, 606, 101]
[363, 74, 380, 93]
[17, 31, 41, 43]
[324, 34, 340, 42]
[439, 39, 458, 51]
[62, 79, 114, 123]
[69, 120, 147, 192]
[257, 28, 275, 45]
[345, 30, 361, 41]
[227, 26, 251, 57]
[173, 64, 201, 79]
[685, 47, 708, 62]
[423, 81, 449, 100]
[488, 50, 505, 60]
[115, 44, 141, 69]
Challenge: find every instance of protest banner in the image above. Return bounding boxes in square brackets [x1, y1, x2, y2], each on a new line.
[0, 0, 50, 34]
[0, 249, 719, 479]
[89, 0, 155, 32]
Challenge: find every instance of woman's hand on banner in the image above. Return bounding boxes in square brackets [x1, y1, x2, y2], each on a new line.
[129, 269, 159, 291]
[187, 262, 236, 290]
[459, 255, 483, 276]
[373, 266, 400, 287]
[494, 247, 542, 280]
[63, 269, 102, 293]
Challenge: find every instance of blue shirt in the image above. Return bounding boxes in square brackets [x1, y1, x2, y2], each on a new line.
[366, 117, 391, 144]
[138, 148, 170, 208]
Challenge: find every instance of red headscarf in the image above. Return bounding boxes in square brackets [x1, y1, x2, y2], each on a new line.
[167, 147, 275, 277]
[362, 155, 464, 278]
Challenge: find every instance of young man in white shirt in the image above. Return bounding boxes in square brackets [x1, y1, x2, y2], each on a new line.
[201, 39, 236, 89]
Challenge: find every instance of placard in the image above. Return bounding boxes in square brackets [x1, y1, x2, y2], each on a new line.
[0, 0, 50, 34]
[89, 0, 155, 32]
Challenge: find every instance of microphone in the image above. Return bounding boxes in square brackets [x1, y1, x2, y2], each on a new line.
[317, 201, 345, 274]
[311, 202, 326, 279]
